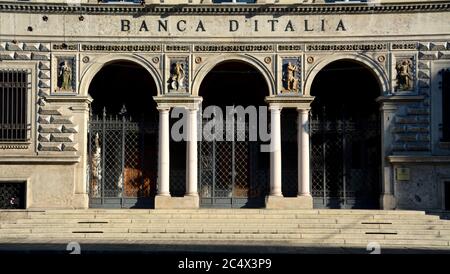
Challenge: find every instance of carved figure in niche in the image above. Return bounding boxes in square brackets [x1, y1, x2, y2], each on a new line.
[396, 59, 414, 91]
[169, 62, 185, 91]
[57, 60, 72, 91]
[283, 61, 299, 93]
[90, 133, 101, 197]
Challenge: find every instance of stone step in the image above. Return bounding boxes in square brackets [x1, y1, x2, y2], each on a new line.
[38, 209, 426, 215]
[1, 232, 449, 246]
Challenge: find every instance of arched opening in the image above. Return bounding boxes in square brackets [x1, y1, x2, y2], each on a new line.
[198, 61, 270, 208]
[87, 61, 158, 208]
[310, 60, 381, 209]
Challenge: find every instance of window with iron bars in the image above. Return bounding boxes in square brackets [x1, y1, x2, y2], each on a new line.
[0, 69, 28, 142]
[442, 69, 450, 142]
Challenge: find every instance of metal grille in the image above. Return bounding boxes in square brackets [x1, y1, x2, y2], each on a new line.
[310, 110, 381, 209]
[0, 70, 28, 141]
[88, 107, 158, 208]
[442, 69, 450, 141]
[0, 182, 25, 209]
[199, 119, 266, 207]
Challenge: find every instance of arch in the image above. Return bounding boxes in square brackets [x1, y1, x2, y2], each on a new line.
[192, 54, 275, 96]
[79, 53, 163, 97]
[304, 53, 389, 95]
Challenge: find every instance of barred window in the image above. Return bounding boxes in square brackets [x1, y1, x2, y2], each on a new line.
[443, 70, 450, 142]
[0, 70, 28, 142]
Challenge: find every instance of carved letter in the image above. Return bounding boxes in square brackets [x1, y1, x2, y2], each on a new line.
[254, 20, 259, 32]
[285, 20, 295, 32]
[304, 20, 313, 32]
[321, 19, 325, 31]
[177, 20, 186, 32]
[196, 20, 206, 32]
[139, 20, 149, 32]
[229, 20, 239, 32]
[158, 20, 168, 32]
[336, 19, 346, 31]
[267, 20, 278, 32]
[121, 20, 130, 32]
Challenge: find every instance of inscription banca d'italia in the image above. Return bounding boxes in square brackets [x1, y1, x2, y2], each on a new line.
[120, 18, 347, 33]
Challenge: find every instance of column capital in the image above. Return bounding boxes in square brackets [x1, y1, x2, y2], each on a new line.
[296, 107, 311, 113]
[157, 106, 171, 112]
[268, 105, 283, 111]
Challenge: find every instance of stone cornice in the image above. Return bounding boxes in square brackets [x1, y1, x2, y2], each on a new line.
[0, 2, 449, 15]
[388, 155, 450, 163]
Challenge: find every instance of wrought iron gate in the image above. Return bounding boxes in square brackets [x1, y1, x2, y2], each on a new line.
[199, 120, 267, 208]
[88, 107, 158, 208]
[310, 110, 381, 209]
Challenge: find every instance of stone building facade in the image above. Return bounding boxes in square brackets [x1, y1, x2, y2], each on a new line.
[0, 0, 449, 211]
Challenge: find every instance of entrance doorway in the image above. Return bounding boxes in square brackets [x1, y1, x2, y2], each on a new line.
[87, 61, 158, 208]
[310, 60, 381, 209]
[198, 61, 270, 208]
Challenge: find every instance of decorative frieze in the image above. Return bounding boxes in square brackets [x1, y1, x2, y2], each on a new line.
[278, 45, 303, 52]
[193, 44, 273, 52]
[306, 43, 387, 52]
[81, 44, 161, 52]
[165, 45, 190, 52]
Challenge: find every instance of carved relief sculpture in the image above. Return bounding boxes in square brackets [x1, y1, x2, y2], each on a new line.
[90, 133, 102, 197]
[168, 61, 186, 91]
[395, 58, 414, 91]
[282, 61, 300, 93]
[56, 58, 75, 92]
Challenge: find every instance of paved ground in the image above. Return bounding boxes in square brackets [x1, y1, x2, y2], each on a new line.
[1, 240, 450, 254]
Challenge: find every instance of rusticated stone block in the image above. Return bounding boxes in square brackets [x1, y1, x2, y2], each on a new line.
[395, 116, 416, 124]
[391, 126, 407, 133]
[62, 143, 78, 152]
[407, 108, 429, 115]
[39, 43, 50, 52]
[50, 133, 74, 143]
[419, 52, 438, 60]
[50, 115, 73, 124]
[0, 53, 14, 60]
[38, 115, 51, 124]
[38, 134, 51, 142]
[417, 134, 430, 142]
[38, 124, 62, 133]
[418, 79, 430, 88]
[38, 143, 62, 151]
[406, 125, 429, 133]
[38, 88, 50, 97]
[31, 53, 50, 61]
[418, 61, 429, 69]
[38, 71, 50, 79]
[23, 43, 40, 51]
[392, 143, 407, 151]
[418, 70, 430, 79]
[62, 125, 78, 133]
[39, 107, 63, 116]
[438, 51, 450, 59]
[406, 143, 430, 151]
[417, 116, 429, 124]
[430, 42, 447, 51]
[38, 61, 50, 70]
[0, 42, 6, 51]
[6, 42, 23, 51]
[38, 79, 50, 88]
[14, 52, 31, 60]
[418, 43, 429, 51]
[395, 134, 417, 142]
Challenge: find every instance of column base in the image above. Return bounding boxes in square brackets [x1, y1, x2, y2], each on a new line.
[380, 194, 396, 210]
[265, 195, 313, 209]
[72, 193, 89, 209]
[155, 195, 199, 209]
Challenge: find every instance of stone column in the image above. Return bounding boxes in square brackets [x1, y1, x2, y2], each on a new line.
[269, 106, 282, 196]
[186, 107, 198, 196]
[157, 106, 170, 196]
[298, 108, 312, 197]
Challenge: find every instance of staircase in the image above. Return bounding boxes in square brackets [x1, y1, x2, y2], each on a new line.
[1, 209, 450, 251]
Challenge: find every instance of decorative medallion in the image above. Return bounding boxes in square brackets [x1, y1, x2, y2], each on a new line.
[195, 56, 202, 64]
[82, 56, 90, 63]
[377, 55, 386, 63]
[307, 56, 314, 64]
[152, 56, 160, 64]
[264, 57, 271, 64]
